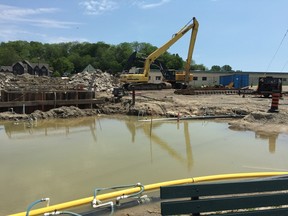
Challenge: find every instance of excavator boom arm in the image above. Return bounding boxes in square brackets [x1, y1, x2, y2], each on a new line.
[143, 17, 199, 78]
[184, 18, 199, 84]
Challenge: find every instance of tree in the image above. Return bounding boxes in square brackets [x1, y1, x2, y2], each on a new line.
[136, 42, 157, 56]
[30, 41, 44, 59]
[68, 53, 83, 73]
[52, 71, 61, 77]
[210, 65, 221, 71]
[191, 64, 207, 71]
[115, 42, 134, 69]
[52, 57, 74, 76]
[0, 46, 20, 65]
[0, 40, 219, 74]
[164, 53, 183, 70]
[221, 65, 233, 72]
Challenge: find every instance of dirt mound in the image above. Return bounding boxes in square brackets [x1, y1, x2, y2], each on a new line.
[30, 106, 100, 119]
[228, 111, 288, 133]
[243, 111, 288, 124]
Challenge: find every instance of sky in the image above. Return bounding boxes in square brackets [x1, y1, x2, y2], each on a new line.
[1, 0, 288, 72]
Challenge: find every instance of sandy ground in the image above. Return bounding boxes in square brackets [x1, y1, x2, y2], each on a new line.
[103, 88, 288, 135]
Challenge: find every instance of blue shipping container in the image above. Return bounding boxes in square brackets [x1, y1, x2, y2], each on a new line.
[220, 74, 249, 89]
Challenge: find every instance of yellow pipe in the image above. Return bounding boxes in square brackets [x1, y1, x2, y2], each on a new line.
[9, 172, 288, 216]
[192, 172, 288, 183]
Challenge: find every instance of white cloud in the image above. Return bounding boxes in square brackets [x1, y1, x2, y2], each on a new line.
[79, 0, 171, 15]
[0, 4, 58, 18]
[133, 0, 171, 9]
[0, 25, 46, 41]
[0, 4, 80, 29]
[30, 19, 81, 29]
[80, 0, 118, 15]
[45, 36, 89, 44]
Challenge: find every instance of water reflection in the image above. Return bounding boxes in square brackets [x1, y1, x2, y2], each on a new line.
[1, 117, 285, 157]
[229, 126, 281, 153]
[3, 117, 97, 141]
[255, 131, 278, 153]
[0, 117, 287, 215]
[125, 119, 193, 170]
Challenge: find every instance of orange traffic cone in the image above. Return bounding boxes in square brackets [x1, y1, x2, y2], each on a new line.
[268, 93, 280, 113]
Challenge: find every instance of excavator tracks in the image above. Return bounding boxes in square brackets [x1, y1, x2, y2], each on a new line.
[124, 83, 164, 91]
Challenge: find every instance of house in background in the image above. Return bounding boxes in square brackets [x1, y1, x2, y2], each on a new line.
[82, 64, 96, 73]
[0, 66, 12, 72]
[0, 60, 51, 76]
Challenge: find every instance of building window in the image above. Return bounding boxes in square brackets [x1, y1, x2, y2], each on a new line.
[283, 78, 287, 82]
[202, 77, 207, 81]
[149, 76, 151, 80]
[193, 77, 198, 80]
[156, 76, 161, 80]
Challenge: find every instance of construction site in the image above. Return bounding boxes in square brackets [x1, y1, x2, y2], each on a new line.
[0, 71, 119, 114]
[1, 16, 288, 135]
[0, 70, 288, 136]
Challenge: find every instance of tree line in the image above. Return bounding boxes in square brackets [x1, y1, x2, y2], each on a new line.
[0, 40, 235, 77]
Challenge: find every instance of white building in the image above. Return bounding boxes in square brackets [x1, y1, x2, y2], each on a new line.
[148, 70, 288, 88]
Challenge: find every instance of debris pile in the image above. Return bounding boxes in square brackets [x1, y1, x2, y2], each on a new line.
[0, 70, 120, 92]
[69, 70, 120, 92]
[0, 72, 16, 90]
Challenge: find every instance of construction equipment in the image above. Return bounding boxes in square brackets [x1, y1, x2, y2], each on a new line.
[119, 17, 199, 91]
[256, 76, 282, 97]
[174, 18, 199, 89]
[121, 51, 179, 88]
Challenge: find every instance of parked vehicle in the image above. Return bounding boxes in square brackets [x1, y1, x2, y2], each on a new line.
[257, 76, 282, 97]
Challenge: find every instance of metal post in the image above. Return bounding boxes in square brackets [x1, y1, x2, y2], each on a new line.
[132, 87, 135, 105]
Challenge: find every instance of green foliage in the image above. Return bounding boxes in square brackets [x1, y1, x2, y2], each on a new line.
[0, 40, 212, 75]
[210, 65, 233, 72]
[221, 65, 233, 72]
[52, 57, 74, 76]
[191, 64, 207, 71]
[164, 53, 183, 70]
[210, 65, 221, 71]
[52, 71, 61, 77]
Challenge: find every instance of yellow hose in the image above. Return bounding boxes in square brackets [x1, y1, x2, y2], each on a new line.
[9, 172, 288, 216]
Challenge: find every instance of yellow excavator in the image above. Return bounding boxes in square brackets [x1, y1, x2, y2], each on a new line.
[119, 17, 199, 91]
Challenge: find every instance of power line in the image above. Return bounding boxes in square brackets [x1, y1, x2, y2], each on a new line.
[266, 28, 288, 72]
[281, 59, 288, 72]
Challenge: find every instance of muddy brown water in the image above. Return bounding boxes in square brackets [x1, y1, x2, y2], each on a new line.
[1, 116, 288, 215]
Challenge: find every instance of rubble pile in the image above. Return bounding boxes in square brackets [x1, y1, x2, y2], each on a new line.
[69, 70, 120, 92]
[0, 72, 15, 90]
[0, 70, 120, 92]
